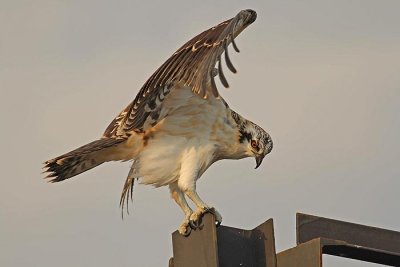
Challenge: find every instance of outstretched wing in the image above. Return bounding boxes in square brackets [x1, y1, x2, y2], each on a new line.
[103, 9, 257, 138]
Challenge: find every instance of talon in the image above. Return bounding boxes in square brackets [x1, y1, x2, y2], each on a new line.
[182, 226, 191, 237]
[178, 219, 192, 236]
[189, 219, 200, 229]
[189, 220, 196, 229]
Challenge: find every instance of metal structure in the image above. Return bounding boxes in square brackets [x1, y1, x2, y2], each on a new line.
[169, 213, 400, 267]
[169, 214, 276, 267]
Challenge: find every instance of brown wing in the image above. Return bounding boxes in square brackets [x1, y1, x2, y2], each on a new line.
[103, 9, 257, 138]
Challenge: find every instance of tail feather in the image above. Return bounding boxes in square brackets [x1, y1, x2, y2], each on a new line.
[43, 138, 125, 182]
[119, 160, 139, 217]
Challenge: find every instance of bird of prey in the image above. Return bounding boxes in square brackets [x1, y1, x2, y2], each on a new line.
[44, 9, 273, 236]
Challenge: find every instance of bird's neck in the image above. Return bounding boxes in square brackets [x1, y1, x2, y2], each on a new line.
[214, 109, 250, 160]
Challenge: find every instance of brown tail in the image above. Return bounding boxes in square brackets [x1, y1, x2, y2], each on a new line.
[43, 138, 125, 183]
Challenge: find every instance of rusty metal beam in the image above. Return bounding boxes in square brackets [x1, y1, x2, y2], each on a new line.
[171, 214, 219, 267]
[297, 213, 400, 266]
[170, 213, 277, 267]
[277, 238, 322, 267]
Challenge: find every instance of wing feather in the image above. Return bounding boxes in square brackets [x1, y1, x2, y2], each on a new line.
[103, 9, 257, 138]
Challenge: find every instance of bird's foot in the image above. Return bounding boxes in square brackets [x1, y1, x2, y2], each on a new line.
[189, 207, 222, 229]
[178, 218, 191, 236]
[178, 212, 193, 236]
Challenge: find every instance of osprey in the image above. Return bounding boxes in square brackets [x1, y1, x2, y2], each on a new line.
[44, 9, 273, 235]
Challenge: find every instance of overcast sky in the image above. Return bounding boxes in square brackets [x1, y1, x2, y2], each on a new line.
[1, 1, 399, 266]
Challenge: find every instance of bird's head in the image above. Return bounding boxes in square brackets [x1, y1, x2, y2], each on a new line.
[239, 121, 273, 169]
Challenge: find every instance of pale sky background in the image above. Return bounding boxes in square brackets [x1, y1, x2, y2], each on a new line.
[1, 1, 399, 266]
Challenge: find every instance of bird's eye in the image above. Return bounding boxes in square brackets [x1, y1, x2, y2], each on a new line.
[251, 140, 259, 150]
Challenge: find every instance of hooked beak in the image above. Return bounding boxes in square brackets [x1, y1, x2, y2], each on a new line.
[255, 154, 265, 169]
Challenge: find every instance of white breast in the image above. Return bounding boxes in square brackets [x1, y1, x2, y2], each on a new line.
[133, 86, 239, 187]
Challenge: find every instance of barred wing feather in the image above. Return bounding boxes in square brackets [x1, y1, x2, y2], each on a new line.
[103, 9, 257, 138]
